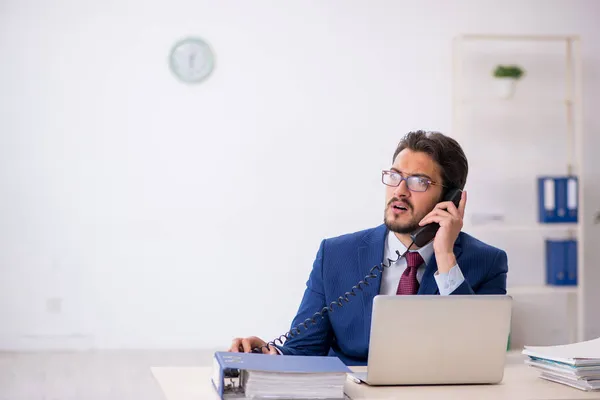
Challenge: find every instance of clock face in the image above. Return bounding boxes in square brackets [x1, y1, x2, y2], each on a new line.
[169, 37, 215, 84]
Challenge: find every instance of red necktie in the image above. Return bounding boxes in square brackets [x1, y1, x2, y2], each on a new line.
[396, 252, 424, 295]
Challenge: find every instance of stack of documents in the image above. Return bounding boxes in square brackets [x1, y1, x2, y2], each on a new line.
[212, 351, 350, 399]
[522, 337, 600, 391]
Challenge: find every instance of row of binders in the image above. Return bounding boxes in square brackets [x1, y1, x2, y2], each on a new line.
[523, 337, 600, 392]
[538, 176, 578, 223]
[545, 239, 577, 286]
[538, 176, 579, 286]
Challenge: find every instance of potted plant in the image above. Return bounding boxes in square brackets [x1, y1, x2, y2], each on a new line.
[493, 65, 525, 99]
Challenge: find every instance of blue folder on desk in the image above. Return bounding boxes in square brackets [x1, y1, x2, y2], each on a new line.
[212, 351, 350, 399]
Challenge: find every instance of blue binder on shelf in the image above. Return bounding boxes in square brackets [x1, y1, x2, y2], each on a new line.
[546, 239, 577, 286]
[211, 351, 350, 399]
[537, 176, 578, 223]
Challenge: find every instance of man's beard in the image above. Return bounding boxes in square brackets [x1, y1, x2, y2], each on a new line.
[383, 198, 420, 234]
[384, 213, 420, 234]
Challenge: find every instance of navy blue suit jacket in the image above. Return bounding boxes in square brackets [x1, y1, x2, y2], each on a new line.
[277, 224, 508, 365]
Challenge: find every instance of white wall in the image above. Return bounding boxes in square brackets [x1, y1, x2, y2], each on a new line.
[1, 0, 599, 350]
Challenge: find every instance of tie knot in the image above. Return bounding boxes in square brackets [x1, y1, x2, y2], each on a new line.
[406, 251, 424, 269]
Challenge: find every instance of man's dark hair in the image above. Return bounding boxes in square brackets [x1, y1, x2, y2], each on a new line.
[392, 130, 468, 190]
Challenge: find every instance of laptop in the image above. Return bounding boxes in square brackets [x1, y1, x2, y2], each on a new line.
[350, 294, 512, 386]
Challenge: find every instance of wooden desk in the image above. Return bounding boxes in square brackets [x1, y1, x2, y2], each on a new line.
[151, 357, 600, 400]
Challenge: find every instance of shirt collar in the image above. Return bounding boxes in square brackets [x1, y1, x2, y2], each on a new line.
[386, 230, 434, 265]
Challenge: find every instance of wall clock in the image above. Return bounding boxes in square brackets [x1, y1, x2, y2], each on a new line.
[169, 37, 215, 84]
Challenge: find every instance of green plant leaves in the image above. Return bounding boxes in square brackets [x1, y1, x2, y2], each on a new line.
[493, 65, 525, 79]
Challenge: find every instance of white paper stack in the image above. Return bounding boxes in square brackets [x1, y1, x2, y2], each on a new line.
[522, 337, 600, 391]
[243, 370, 347, 399]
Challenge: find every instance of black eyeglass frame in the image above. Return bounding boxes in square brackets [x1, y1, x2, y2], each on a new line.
[381, 169, 446, 192]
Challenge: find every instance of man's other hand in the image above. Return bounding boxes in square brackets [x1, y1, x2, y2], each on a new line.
[228, 336, 279, 355]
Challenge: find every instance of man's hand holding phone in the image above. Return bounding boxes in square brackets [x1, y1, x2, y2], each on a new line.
[418, 190, 467, 273]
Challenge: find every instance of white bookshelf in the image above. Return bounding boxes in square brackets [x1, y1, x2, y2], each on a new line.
[464, 224, 578, 233]
[507, 285, 578, 296]
[452, 34, 585, 346]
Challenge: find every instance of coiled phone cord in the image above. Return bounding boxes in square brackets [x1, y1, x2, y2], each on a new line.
[252, 238, 415, 354]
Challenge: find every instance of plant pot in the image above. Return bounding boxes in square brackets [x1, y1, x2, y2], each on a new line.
[494, 77, 518, 99]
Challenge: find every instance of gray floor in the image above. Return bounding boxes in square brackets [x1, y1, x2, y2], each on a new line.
[0, 349, 217, 400]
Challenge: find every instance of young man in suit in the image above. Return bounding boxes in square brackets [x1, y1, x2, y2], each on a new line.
[228, 130, 508, 365]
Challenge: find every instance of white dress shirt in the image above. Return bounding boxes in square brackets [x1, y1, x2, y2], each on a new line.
[379, 231, 465, 295]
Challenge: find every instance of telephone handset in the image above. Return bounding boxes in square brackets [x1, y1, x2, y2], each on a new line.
[410, 188, 463, 247]
[251, 187, 463, 354]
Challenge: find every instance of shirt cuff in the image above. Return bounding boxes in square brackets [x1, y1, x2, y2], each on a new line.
[434, 264, 465, 295]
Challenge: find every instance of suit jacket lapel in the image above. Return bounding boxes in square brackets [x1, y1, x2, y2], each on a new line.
[357, 225, 388, 337]
[357, 225, 388, 298]
[418, 234, 464, 295]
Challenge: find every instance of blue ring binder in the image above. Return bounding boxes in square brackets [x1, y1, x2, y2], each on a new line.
[538, 176, 578, 223]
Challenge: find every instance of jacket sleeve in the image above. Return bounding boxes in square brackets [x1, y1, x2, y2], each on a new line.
[450, 249, 508, 295]
[276, 239, 334, 356]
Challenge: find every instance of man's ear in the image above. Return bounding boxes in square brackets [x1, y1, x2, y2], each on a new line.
[438, 188, 448, 203]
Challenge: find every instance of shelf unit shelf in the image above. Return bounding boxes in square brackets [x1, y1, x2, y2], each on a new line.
[507, 285, 578, 296]
[458, 99, 574, 105]
[464, 224, 579, 232]
[456, 34, 580, 42]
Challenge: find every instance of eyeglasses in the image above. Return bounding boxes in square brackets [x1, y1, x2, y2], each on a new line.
[381, 170, 444, 192]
